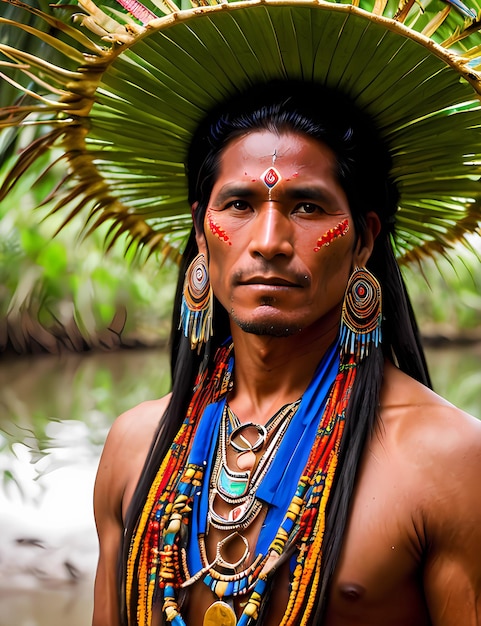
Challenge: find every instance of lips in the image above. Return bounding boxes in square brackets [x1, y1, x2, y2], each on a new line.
[239, 275, 303, 288]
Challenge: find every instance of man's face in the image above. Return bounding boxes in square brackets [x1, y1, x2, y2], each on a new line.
[198, 130, 362, 337]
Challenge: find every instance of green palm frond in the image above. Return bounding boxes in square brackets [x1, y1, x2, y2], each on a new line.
[1, 0, 481, 264]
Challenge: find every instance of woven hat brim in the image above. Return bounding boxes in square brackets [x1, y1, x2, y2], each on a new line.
[1, 0, 481, 263]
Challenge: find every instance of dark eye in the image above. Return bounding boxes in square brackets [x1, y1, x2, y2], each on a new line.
[225, 200, 250, 211]
[294, 203, 323, 215]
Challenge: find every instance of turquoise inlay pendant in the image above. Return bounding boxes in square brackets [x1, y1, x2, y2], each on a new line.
[218, 464, 249, 498]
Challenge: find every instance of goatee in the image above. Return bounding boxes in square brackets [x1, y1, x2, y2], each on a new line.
[231, 311, 301, 337]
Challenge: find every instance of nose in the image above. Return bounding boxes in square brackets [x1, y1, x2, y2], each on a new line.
[247, 206, 294, 260]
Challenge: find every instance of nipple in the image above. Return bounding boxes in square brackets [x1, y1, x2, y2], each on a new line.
[339, 582, 365, 602]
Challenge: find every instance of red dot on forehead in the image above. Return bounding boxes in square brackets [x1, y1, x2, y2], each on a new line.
[261, 167, 281, 189]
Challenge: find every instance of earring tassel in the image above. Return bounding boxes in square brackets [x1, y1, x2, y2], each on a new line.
[180, 290, 213, 352]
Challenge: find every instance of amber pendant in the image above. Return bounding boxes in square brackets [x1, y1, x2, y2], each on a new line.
[203, 601, 237, 626]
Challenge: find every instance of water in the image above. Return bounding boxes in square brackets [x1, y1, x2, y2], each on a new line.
[0, 349, 170, 626]
[0, 344, 480, 626]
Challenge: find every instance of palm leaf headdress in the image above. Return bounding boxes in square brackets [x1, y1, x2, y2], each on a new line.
[1, 0, 481, 264]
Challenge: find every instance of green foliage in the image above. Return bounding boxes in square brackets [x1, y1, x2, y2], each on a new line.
[402, 241, 481, 338]
[0, 151, 177, 353]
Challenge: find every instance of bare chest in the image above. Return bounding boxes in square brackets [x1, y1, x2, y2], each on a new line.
[183, 437, 431, 626]
[324, 438, 431, 626]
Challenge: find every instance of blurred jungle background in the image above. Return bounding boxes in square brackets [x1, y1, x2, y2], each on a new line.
[1, 1, 481, 625]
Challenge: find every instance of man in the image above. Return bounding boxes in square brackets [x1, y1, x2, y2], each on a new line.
[93, 83, 481, 625]
[1, 1, 481, 625]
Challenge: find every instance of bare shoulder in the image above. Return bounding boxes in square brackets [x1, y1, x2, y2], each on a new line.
[95, 394, 171, 522]
[376, 364, 481, 620]
[379, 361, 481, 515]
[92, 395, 170, 626]
[102, 395, 171, 461]
[380, 360, 481, 452]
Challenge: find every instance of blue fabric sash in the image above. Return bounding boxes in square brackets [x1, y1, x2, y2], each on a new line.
[186, 342, 339, 576]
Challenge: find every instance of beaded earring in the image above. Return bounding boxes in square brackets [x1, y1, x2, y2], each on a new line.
[180, 253, 213, 352]
[340, 266, 382, 362]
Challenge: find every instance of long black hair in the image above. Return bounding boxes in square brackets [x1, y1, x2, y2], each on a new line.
[121, 81, 431, 624]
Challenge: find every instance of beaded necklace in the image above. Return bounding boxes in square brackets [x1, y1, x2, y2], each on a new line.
[126, 342, 358, 626]
[126, 343, 234, 626]
[208, 400, 300, 531]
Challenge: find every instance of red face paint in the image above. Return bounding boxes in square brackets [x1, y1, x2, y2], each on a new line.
[314, 218, 350, 252]
[207, 212, 232, 245]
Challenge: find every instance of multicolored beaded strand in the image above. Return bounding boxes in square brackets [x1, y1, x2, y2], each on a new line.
[126, 344, 233, 626]
[237, 360, 356, 626]
[128, 349, 363, 626]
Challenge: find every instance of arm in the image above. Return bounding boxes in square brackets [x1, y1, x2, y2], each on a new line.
[92, 397, 170, 626]
[422, 408, 481, 625]
[92, 417, 125, 626]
